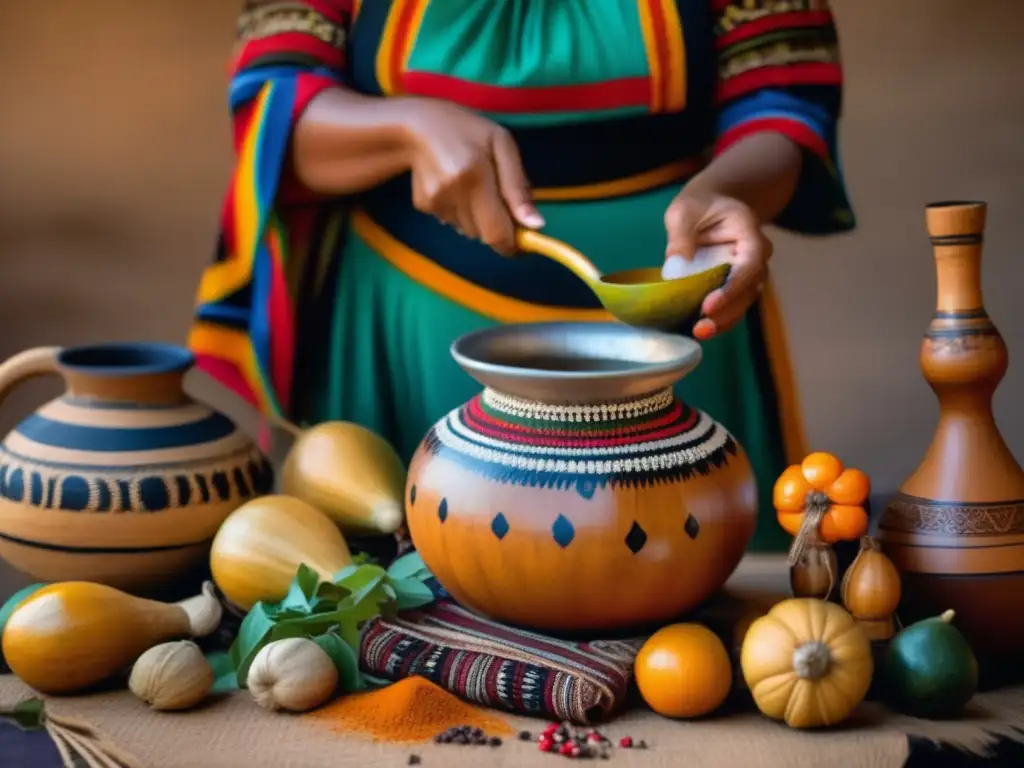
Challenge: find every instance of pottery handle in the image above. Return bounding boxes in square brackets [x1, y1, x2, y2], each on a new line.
[0, 347, 62, 415]
[515, 229, 603, 283]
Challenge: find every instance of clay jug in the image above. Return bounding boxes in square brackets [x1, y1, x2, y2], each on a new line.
[405, 322, 758, 633]
[877, 201, 1024, 657]
[0, 342, 273, 591]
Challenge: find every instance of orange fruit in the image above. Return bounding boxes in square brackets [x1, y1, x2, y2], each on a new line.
[820, 504, 869, 543]
[634, 623, 732, 718]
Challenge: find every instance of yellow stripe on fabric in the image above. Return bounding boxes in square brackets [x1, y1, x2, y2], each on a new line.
[351, 210, 612, 324]
[533, 158, 703, 202]
[196, 85, 270, 304]
[188, 323, 276, 415]
[636, 0, 663, 113]
[658, 0, 687, 113]
[375, 0, 411, 95]
[759, 279, 808, 465]
[402, 0, 429, 71]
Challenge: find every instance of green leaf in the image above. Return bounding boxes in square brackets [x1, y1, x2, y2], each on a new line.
[229, 603, 278, 686]
[386, 552, 432, 581]
[206, 652, 240, 693]
[392, 578, 436, 611]
[313, 631, 362, 693]
[351, 552, 379, 566]
[0, 699, 45, 731]
[332, 564, 359, 582]
[0, 584, 46, 637]
[271, 563, 322, 613]
[359, 672, 393, 690]
[316, 580, 350, 600]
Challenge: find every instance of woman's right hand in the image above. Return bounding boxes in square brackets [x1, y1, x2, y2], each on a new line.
[400, 98, 545, 255]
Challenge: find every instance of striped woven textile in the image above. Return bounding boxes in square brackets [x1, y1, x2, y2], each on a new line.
[360, 600, 643, 725]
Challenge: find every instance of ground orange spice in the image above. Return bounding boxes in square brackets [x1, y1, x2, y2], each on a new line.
[308, 676, 514, 744]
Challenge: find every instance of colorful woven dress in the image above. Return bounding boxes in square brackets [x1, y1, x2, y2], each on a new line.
[189, 0, 854, 551]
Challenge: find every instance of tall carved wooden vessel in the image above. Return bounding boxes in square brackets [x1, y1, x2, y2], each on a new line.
[406, 323, 758, 633]
[877, 201, 1024, 656]
[0, 343, 273, 591]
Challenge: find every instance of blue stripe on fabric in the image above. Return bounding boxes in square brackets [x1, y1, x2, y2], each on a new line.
[716, 88, 831, 137]
[14, 413, 237, 452]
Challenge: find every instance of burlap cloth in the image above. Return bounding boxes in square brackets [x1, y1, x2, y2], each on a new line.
[2, 556, 1022, 768]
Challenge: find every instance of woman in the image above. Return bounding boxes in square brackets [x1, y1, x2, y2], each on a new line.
[190, 0, 854, 551]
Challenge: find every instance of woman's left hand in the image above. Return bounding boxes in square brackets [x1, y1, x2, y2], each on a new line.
[663, 189, 773, 341]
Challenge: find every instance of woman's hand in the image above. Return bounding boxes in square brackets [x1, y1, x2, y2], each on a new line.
[663, 189, 772, 341]
[401, 99, 544, 254]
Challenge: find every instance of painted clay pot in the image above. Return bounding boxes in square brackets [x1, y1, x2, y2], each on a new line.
[877, 202, 1024, 657]
[0, 343, 272, 591]
[406, 323, 758, 633]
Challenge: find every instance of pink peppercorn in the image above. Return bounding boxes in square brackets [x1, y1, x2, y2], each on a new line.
[619, 736, 633, 748]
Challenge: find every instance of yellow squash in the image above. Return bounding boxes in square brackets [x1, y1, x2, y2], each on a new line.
[740, 598, 873, 728]
[209, 494, 353, 610]
[279, 421, 406, 535]
[2, 581, 221, 695]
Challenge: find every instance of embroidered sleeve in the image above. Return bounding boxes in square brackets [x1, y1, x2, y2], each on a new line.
[713, 0, 854, 234]
[231, 1, 352, 139]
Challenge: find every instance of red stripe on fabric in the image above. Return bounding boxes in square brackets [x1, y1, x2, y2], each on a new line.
[291, 73, 340, 122]
[234, 33, 345, 73]
[648, 0, 671, 110]
[511, 661, 527, 712]
[389, 0, 421, 93]
[454, 650, 475, 695]
[305, 0, 353, 23]
[231, 99, 258, 151]
[266, 232, 295, 412]
[401, 71, 652, 113]
[716, 115, 830, 160]
[483, 658, 502, 707]
[468, 398, 687, 439]
[715, 10, 835, 49]
[716, 62, 842, 103]
[195, 355, 259, 409]
[462, 404, 700, 448]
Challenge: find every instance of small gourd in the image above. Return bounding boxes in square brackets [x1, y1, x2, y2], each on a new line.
[129, 641, 213, 711]
[841, 536, 902, 640]
[247, 637, 338, 713]
[209, 495, 353, 610]
[774, 452, 871, 598]
[741, 598, 873, 728]
[278, 420, 406, 535]
[2, 581, 222, 695]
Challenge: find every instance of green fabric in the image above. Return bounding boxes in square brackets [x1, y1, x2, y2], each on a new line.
[408, 0, 650, 88]
[481, 105, 648, 128]
[304, 186, 790, 552]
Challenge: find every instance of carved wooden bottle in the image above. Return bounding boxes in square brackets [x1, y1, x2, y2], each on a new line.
[877, 201, 1024, 657]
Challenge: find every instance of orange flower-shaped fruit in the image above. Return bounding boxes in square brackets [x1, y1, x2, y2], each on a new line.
[773, 452, 870, 544]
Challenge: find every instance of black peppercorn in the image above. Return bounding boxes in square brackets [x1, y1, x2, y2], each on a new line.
[488, 737, 502, 747]
[408, 755, 421, 766]
[518, 730, 532, 742]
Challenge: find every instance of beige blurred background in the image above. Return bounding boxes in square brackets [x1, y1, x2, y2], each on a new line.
[0, 0, 1021, 595]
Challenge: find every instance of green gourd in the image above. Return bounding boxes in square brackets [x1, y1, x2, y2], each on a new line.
[883, 609, 978, 719]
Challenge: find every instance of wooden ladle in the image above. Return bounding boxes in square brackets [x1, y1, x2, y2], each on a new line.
[515, 229, 731, 332]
